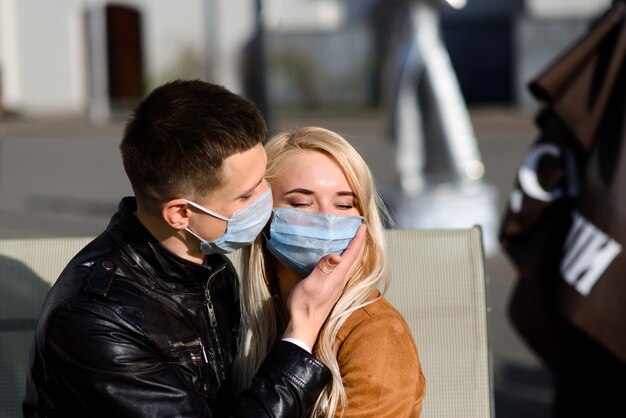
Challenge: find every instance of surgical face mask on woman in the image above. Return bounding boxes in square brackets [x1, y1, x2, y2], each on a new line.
[266, 207, 363, 277]
[186, 185, 273, 255]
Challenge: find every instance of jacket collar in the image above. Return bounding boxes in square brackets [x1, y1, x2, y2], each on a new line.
[105, 197, 229, 291]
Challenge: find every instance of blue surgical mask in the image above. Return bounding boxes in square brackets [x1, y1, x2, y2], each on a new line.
[266, 207, 363, 277]
[186, 184, 273, 255]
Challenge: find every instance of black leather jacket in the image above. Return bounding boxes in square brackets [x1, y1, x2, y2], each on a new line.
[23, 197, 330, 417]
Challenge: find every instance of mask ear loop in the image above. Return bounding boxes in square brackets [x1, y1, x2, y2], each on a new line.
[185, 227, 205, 243]
[186, 199, 231, 221]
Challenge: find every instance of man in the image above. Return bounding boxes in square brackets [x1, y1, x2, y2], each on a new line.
[23, 79, 365, 417]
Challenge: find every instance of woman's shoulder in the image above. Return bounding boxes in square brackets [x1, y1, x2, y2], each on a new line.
[337, 291, 413, 343]
[334, 294, 426, 417]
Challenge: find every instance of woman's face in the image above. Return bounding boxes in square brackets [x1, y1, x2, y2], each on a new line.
[271, 150, 360, 217]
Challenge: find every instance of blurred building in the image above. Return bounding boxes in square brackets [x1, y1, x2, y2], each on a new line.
[440, 0, 611, 107]
[0, 0, 259, 121]
[515, 0, 612, 107]
[0, 0, 352, 120]
[0, 0, 614, 119]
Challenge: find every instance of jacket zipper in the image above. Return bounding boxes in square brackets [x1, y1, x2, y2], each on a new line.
[172, 338, 208, 363]
[204, 264, 227, 378]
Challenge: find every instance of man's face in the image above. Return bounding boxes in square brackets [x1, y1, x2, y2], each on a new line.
[186, 143, 268, 242]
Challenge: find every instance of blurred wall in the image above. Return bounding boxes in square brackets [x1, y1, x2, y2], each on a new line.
[441, 0, 524, 104]
[0, 0, 619, 116]
[0, 0, 253, 117]
[268, 26, 370, 108]
[440, 0, 613, 107]
[0, 0, 87, 115]
[527, 0, 611, 18]
[513, 0, 611, 107]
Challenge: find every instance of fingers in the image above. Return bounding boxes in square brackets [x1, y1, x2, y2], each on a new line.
[332, 224, 367, 276]
[282, 225, 367, 348]
[343, 224, 367, 259]
[312, 224, 366, 278]
[343, 224, 367, 278]
[316, 254, 340, 275]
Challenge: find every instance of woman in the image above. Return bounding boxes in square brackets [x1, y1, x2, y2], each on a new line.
[235, 127, 426, 417]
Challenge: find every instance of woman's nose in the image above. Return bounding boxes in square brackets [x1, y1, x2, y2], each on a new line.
[317, 204, 335, 215]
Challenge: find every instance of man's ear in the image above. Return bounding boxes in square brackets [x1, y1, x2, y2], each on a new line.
[162, 199, 191, 230]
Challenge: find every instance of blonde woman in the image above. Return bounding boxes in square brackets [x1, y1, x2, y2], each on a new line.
[234, 127, 426, 417]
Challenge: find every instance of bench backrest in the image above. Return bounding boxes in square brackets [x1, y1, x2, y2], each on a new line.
[0, 227, 492, 417]
[384, 227, 492, 418]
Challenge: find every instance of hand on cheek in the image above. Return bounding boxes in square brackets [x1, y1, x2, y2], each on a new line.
[282, 225, 367, 349]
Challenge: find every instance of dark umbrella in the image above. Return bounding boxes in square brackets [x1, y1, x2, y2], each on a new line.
[500, 2, 626, 415]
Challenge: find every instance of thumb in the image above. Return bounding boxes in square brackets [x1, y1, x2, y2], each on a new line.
[315, 253, 341, 276]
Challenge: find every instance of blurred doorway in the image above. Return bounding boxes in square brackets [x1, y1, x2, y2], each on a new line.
[106, 5, 144, 108]
[85, 4, 145, 121]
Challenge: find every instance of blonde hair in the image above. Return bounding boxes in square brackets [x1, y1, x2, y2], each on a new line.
[234, 127, 390, 417]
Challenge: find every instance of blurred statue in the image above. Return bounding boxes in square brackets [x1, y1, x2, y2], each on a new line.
[389, 0, 484, 197]
[370, 0, 498, 254]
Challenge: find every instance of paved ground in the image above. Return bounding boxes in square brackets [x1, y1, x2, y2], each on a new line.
[0, 106, 554, 417]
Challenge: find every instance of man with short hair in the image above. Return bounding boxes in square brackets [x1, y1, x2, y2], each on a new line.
[23, 79, 365, 417]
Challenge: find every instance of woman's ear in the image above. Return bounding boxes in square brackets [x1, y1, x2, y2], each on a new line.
[162, 199, 191, 230]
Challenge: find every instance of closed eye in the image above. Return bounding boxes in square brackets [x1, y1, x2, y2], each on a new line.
[289, 202, 311, 208]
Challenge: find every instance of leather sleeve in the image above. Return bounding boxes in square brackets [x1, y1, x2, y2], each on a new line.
[232, 341, 331, 417]
[43, 303, 212, 418]
[42, 306, 329, 418]
[335, 315, 426, 418]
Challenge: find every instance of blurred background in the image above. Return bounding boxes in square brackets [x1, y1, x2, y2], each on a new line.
[0, 0, 614, 417]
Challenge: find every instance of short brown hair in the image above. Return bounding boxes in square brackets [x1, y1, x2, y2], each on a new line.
[120, 79, 266, 214]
